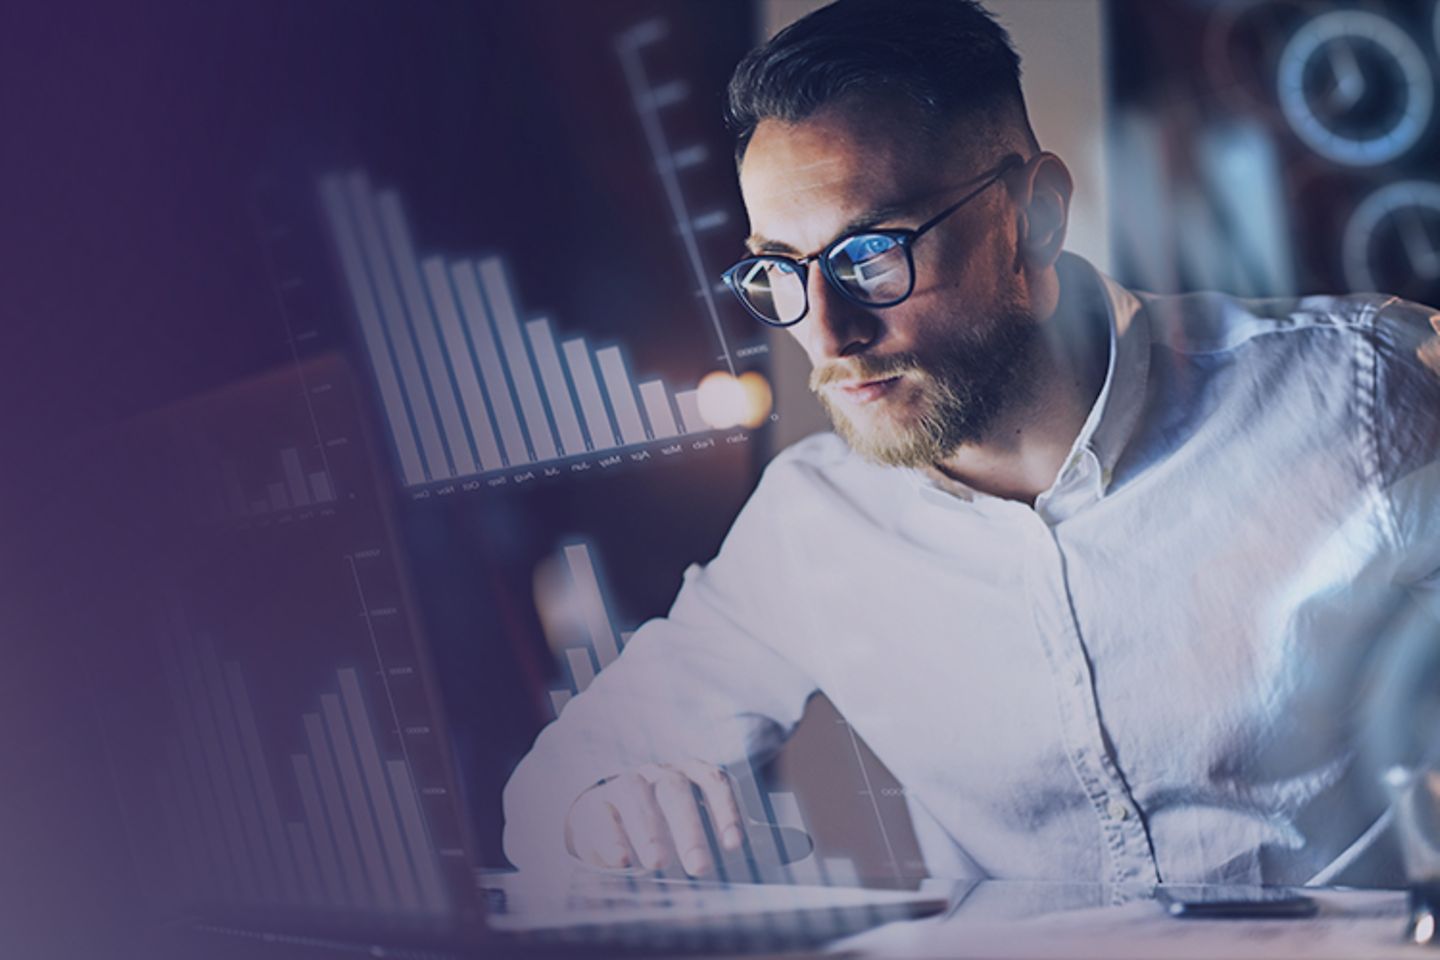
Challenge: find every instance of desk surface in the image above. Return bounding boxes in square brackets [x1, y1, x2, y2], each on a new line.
[834, 881, 1416, 959]
[486, 873, 1421, 958]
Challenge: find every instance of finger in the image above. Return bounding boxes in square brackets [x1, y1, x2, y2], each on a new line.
[681, 761, 745, 851]
[608, 774, 674, 871]
[650, 770, 714, 877]
[569, 791, 634, 869]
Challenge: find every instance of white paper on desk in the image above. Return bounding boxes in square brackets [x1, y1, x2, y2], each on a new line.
[829, 889, 1411, 959]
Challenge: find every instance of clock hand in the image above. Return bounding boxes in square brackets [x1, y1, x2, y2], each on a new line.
[1397, 204, 1440, 280]
[1325, 38, 1365, 112]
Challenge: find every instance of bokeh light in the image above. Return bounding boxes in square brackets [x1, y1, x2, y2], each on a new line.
[696, 370, 773, 429]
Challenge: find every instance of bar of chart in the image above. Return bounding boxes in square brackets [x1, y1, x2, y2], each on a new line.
[155, 614, 449, 917]
[539, 540, 861, 888]
[145, 355, 362, 531]
[319, 171, 724, 490]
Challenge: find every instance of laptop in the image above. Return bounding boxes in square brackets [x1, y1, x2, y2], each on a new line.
[90, 355, 949, 957]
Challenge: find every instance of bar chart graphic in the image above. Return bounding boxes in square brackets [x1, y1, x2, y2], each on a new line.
[318, 172, 723, 490]
[141, 355, 364, 532]
[222, 447, 336, 520]
[538, 540, 860, 888]
[155, 612, 449, 916]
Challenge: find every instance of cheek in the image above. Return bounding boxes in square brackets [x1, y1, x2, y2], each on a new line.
[921, 212, 1019, 300]
[917, 250, 1025, 331]
[783, 325, 819, 365]
[772, 276, 807, 320]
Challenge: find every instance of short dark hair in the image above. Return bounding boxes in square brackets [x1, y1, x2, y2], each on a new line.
[725, 0, 1037, 163]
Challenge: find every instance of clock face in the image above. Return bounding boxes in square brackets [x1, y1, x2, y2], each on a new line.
[1343, 181, 1440, 304]
[1278, 10, 1433, 166]
[1202, 0, 1309, 114]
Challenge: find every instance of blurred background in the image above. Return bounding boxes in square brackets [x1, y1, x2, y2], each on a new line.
[3, 0, 1439, 954]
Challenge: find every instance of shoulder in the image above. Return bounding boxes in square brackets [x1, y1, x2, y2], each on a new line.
[1135, 287, 1400, 356]
[762, 430, 851, 474]
[760, 429, 893, 489]
[746, 430, 912, 527]
[1366, 297, 1440, 489]
[1368, 295, 1440, 400]
[1138, 290, 1440, 437]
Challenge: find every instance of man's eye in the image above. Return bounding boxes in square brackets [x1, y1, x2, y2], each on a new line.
[851, 236, 895, 262]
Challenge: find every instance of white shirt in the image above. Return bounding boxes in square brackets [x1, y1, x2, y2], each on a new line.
[502, 254, 1440, 888]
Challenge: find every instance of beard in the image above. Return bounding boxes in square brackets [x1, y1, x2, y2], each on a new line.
[812, 298, 1039, 468]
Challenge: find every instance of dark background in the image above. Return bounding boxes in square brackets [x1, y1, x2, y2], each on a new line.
[0, 0, 765, 954]
[7, 0, 1440, 955]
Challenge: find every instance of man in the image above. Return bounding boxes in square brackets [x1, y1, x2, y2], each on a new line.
[503, 0, 1440, 887]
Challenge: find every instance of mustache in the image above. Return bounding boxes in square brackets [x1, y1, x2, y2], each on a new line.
[809, 352, 920, 391]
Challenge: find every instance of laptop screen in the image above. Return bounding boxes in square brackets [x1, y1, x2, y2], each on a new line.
[81, 353, 487, 935]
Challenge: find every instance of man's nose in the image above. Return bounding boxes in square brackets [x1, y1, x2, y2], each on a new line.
[793, 266, 880, 362]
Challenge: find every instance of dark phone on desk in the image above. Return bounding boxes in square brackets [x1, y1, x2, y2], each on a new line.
[1155, 885, 1318, 919]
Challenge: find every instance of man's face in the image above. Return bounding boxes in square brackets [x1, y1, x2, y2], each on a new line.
[738, 100, 1039, 467]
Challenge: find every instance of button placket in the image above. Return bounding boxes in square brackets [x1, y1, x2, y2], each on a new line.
[1022, 515, 1159, 888]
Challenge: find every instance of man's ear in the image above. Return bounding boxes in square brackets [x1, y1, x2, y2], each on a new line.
[1013, 152, 1073, 272]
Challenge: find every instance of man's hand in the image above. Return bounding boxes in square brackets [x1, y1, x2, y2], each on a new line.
[565, 761, 745, 876]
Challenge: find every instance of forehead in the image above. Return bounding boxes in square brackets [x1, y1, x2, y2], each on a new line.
[738, 101, 951, 252]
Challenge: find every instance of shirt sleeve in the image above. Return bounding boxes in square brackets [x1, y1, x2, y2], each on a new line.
[500, 451, 822, 876]
[1373, 296, 1440, 616]
[1363, 296, 1440, 784]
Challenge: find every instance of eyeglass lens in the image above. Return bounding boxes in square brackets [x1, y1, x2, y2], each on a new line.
[829, 234, 910, 302]
[731, 234, 910, 324]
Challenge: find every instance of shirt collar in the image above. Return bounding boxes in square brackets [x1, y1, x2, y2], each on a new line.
[905, 253, 1151, 505]
[1070, 253, 1151, 495]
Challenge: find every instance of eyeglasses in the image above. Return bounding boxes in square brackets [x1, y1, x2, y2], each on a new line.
[721, 155, 1022, 327]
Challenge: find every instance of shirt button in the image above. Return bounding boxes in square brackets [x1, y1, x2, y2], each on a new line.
[1107, 800, 1130, 821]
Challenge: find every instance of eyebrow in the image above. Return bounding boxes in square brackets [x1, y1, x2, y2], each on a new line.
[744, 201, 918, 256]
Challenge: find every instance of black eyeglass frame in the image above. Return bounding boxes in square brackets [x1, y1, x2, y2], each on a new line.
[721, 154, 1025, 328]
